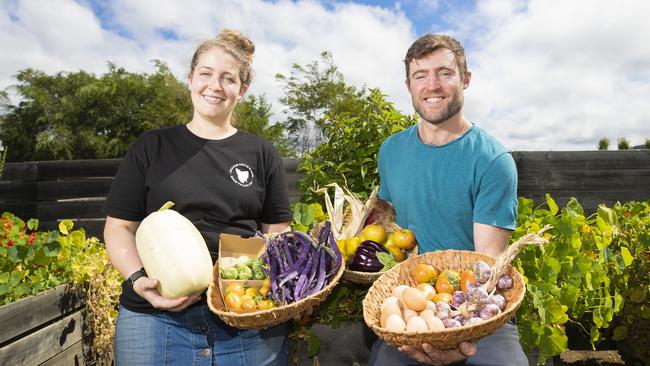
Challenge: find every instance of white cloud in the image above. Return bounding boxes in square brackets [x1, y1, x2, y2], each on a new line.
[0, 0, 415, 123]
[457, 0, 650, 150]
[2, 0, 648, 151]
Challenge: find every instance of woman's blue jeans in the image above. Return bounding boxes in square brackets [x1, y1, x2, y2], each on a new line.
[114, 303, 288, 366]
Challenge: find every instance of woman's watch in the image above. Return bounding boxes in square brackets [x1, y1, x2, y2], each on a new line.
[126, 267, 147, 286]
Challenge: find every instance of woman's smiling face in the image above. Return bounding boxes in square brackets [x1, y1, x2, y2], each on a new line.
[188, 46, 247, 124]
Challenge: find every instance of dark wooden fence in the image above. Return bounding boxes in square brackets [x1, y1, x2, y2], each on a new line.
[1, 151, 649, 239]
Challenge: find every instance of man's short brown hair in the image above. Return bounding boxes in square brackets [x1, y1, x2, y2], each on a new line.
[404, 34, 468, 79]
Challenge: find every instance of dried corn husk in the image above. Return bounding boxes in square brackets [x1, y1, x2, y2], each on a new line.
[316, 183, 378, 240]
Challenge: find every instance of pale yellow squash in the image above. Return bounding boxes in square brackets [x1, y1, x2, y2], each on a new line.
[135, 201, 212, 299]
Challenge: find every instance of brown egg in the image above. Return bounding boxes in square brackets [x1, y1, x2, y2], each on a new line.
[406, 316, 428, 332]
[386, 314, 406, 332]
[380, 303, 402, 328]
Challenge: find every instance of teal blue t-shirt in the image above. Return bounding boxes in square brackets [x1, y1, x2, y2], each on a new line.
[377, 124, 518, 252]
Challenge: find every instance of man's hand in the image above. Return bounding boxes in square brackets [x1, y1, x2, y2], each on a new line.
[398, 341, 477, 365]
[133, 277, 201, 312]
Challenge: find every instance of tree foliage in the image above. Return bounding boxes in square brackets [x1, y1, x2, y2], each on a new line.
[617, 137, 630, 150]
[298, 89, 416, 203]
[276, 51, 365, 153]
[233, 94, 294, 157]
[0, 62, 192, 161]
[598, 137, 609, 150]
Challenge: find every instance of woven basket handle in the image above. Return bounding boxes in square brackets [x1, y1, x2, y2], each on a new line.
[485, 225, 552, 292]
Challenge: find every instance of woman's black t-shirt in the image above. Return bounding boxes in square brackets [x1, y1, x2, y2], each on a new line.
[104, 125, 292, 312]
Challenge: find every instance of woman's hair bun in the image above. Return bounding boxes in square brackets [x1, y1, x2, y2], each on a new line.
[217, 28, 255, 62]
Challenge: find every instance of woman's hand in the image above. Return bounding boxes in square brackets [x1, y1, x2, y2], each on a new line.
[398, 342, 477, 365]
[132, 277, 201, 312]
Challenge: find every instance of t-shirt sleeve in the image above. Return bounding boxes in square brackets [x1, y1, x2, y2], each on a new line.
[377, 142, 392, 202]
[103, 138, 149, 221]
[473, 152, 518, 230]
[260, 146, 292, 224]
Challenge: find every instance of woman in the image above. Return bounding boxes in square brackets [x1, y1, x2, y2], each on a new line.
[103, 29, 292, 365]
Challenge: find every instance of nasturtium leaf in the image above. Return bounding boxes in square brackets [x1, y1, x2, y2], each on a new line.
[539, 326, 568, 357]
[0, 272, 9, 284]
[614, 291, 624, 313]
[593, 307, 603, 328]
[540, 258, 561, 282]
[58, 219, 74, 235]
[10, 271, 22, 287]
[620, 247, 633, 266]
[545, 194, 559, 215]
[590, 325, 601, 344]
[43, 241, 61, 257]
[27, 218, 39, 231]
[540, 296, 568, 324]
[570, 233, 582, 250]
[585, 272, 594, 291]
[559, 283, 580, 308]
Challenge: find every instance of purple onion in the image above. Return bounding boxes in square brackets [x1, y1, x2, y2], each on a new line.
[485, 294, 507, 310]
[479, 303, 502, 320]
[496, 274, 514, 290]
[435, 302, 451, 320]
[443, 318, 462, 328]
[467, 286, 489, 304]
[450, 291, 467, 308]
[470, 260, 492, 284]
[463, 317, 484, 326]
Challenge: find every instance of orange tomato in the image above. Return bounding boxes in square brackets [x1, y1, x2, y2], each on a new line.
[262, 278, 271, 289]
[259, 286, 270, 298]
[412, 263, 438, 284]
[257, 299, 275, 310]
[240, 295, 257, 311]
[460, 270, 476, 293]
[431, 292, 453, 303]
[225, 283, 245, 297]
[224, 293, 242, 310]
[435, 270, 460, 294]
[245, 287, 259, 298]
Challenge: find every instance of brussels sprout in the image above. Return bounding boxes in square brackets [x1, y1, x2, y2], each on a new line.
[238, 255, 253, 267]
[237, 264, 253, 280]
[220, 267, 239, 280]
[251, 258, 266, 280]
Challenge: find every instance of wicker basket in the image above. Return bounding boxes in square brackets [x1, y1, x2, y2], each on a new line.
[363, 250, 526, 350]
[342, 244, 419, 285]
[207, 259, 345, 329]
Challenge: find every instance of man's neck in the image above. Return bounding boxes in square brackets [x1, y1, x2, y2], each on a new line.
[417, 114, 471, 146]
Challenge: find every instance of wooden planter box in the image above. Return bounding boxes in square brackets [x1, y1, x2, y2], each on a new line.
[0, 284, 86, 365]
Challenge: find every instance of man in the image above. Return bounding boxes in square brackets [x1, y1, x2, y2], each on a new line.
[368, 34, 527, 365]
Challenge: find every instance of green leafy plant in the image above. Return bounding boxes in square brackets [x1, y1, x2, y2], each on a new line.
[607, 201, 650, 364]
[298, 89, 416, 203]
[513, 195, 632, 364]
[0, 213, 121, 361]
[290, 202, 329, 233]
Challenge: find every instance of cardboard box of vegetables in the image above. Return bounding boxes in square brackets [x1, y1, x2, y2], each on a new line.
[206, 221, 345, 329]
[317, 183, 419, 285]
[362, 227, 550, 350]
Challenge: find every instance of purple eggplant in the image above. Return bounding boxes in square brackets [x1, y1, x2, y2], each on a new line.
[349, 240, 388, 272]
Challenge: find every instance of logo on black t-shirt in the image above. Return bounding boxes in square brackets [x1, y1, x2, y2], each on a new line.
[229, 163, 254, 187]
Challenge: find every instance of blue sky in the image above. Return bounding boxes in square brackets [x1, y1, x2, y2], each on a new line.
[1, 0, 649, 150]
